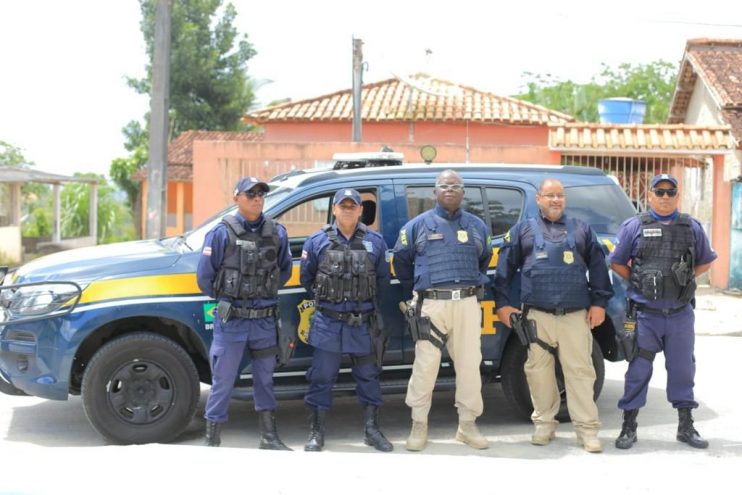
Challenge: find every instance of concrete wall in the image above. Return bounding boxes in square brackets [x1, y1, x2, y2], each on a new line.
[191, 139, 555, 225]
[0, 226, 21, 264]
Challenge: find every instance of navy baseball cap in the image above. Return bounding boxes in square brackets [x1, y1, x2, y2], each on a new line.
[650, 173, 678, 189]
[333, 188, 362, 205]
[234, 177, 269, 196]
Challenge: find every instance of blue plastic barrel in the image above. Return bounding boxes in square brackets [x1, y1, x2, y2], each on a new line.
[598, 98, 646, 124]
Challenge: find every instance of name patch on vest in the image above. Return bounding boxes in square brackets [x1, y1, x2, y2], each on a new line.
[457, 230, 468, 243]
[642, 228, 663, 238]
[563, 250, 574, 264]
[362, 240, 373, 252]
[536, 251, 548, 260]
[427, 233, 444, 241]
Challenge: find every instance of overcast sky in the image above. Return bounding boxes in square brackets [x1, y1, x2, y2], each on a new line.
[1, 0, 740, 178]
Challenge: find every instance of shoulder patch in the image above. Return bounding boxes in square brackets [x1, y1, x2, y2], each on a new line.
[399, 228, 408, 246]
[202, 246, 212, 256]
[301, 249, 308, 260]
[504, 230, 511, 243]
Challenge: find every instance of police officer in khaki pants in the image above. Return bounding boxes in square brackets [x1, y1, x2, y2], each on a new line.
[494, 178, 613, 453]
[393, 170, 492, 451]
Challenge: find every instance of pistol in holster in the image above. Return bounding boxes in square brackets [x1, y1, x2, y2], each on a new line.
[368, 308, 388, 368]
[619, 298, 638, 362]
[399, 296, 447, 350]
[217, 300, 233, 324]
[274, 307, 296, 367]
[509, 313, 530, 347]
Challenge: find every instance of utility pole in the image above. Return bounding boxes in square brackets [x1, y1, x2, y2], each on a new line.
[352, 37, 363, 142]
[146, 0, 171, 239]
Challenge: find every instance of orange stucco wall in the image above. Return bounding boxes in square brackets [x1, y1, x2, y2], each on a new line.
[710, 155, 731, 288]
[191, 139, 556, 224]
[261, 121, 549, 147]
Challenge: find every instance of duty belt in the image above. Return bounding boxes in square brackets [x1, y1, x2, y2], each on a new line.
[636, 304, 688, 315]
[318, 308, 373, 326]
[422, 286, 478, 301]
[231, 306, 277, 319]
[527, 306, 584, 316]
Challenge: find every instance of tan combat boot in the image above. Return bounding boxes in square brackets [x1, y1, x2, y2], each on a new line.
[455, 421, 489, 449]
[577, 432, 603, 453]
[531, 424, 556, 446]
[406, 421, 428, 451]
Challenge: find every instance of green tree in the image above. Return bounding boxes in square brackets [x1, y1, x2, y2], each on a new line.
[60, 174, 136, 244]
[111, 0, 257, 227]
[517, 61, 677, 123]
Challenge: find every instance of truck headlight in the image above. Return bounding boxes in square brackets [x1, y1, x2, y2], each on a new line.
[0, 282, 82, 323]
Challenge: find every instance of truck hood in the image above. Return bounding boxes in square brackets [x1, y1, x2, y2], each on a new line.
[11, 239, 182, 284]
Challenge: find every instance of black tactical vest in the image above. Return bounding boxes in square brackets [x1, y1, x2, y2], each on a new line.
[314, 224, 376, 303]
[631, 213, 696, 303]
[214, 215, 280, 300]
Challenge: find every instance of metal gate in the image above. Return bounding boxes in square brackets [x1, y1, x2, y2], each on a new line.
[731, 181, 742, 290]
[560, 154, 705, 211]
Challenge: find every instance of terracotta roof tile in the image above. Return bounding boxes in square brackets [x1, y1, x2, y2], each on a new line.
[548, 123, 734, 153]
[167, 130, 263, 165]
[668, 39, 742, 144]
[131, 130, 263, 181]
[245, 74, 573, 126]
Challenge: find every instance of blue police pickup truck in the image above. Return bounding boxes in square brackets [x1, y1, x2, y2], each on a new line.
[0, 153, 636, 444]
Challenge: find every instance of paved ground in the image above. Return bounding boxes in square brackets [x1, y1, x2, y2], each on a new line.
[1, 288, 740, 494]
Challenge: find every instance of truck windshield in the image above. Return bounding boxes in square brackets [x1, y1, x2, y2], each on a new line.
[181, 189, 291, 251]
[565, 184, 636, 235]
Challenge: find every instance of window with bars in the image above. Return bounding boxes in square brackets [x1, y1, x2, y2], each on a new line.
[560, 154, 705, 211]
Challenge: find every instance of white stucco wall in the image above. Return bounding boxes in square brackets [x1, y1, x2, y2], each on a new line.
[0, 225, 21, 264]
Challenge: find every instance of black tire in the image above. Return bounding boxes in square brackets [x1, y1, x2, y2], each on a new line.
[500, 336, 604, 421]
[81, 332, 200, 444]
[0, 376, 28, 396]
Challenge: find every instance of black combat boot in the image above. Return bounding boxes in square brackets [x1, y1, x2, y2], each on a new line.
[677, 408, 709, 449]
[615, 409, 639, 449]
[363, 405, 393, 452]
[258, 410, 292, 450]
[205, 420, 222, 447]
[304, 407, 326, 452]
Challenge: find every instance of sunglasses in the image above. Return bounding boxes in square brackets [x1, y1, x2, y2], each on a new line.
[242, 190, 267, 199]
[436, 184, 464, 191]
[653, 188, 677, 198]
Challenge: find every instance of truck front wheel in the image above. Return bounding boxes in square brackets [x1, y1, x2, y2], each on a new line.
[500, 336, 605, 421]
[81, 332, 200, 444]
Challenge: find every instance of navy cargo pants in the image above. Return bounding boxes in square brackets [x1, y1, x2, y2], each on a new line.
[204, 316, 278, 423]
[304, 348, 383, 410]
[618, 304, 698, 410]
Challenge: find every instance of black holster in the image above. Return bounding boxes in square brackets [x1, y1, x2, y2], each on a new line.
[619, 299, 638, 362]
[369, 301, 388, 367]
[509, 313, 530, 347]
[275, 307, 295, 367]
[399, 294, 447, 350]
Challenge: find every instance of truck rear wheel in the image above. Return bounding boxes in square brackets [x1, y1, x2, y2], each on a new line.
[500, 336, 604, 421]
[81, 332, 200, 444]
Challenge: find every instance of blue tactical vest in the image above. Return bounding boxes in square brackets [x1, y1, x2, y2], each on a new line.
[521, 217, 591, 309]
[630, 213, 696, 303]
[420, 211, 482, 287]
[215, 216, 280, 300]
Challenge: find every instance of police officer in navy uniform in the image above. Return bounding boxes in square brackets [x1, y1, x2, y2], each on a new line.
[494, 178, 613, 453]
[611, 173, 717, 450]
[300, 188, 393, 452]
[393, 170, 492, 451]
[196, 177, 292, 449]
